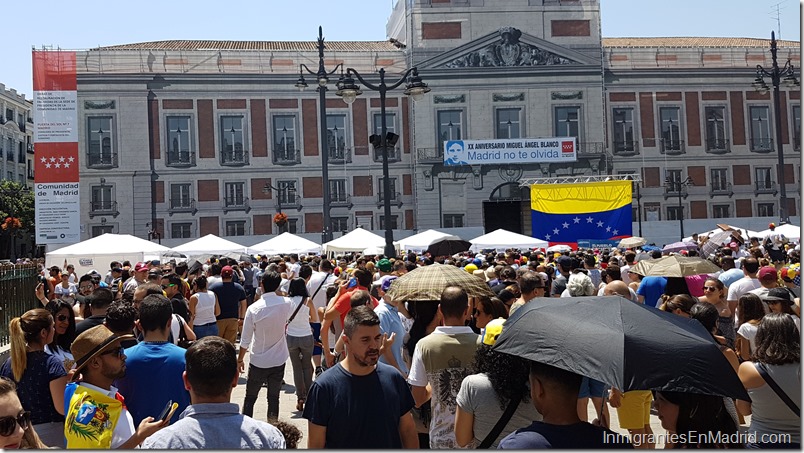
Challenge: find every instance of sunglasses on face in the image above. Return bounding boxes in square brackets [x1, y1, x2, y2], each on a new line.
[79, 285, 93, 291]
[56, 314, 69, 322]
[0, 411, 30, 436]
[101, 346, 125, 357]
[161, 283, 176, 289]
[703, 286, 718, 291]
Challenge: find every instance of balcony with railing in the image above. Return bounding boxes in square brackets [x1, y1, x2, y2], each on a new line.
[26, 143, 34, 154]
[576, 142, 605, 157]
[705, 138, 730, 154]
[169, 198, 197, 215]
[373, 146, 400, 163]
[27, 169, 34, 180]
[377, 191, 403, 208]
[277, 195, 302, 211]
[223, 196, 250, 213]
[750, 138, 773, 153]
[660, 139, 686, 155]
[754, 181, 778, 196]
[166, 151, 196, 167]
[417, 147, 443, 163]
[220, 150, 249, 166]
[87, 152, 118, 168]
[328, 146, 352, 164]
[663, 185, 689, 200]
[272, 148, 301, 165]
[89, 200, 119, 218]
[612, 140, 639, 156]
[330, 194, 353, 209]
[709, 182, 733, 197]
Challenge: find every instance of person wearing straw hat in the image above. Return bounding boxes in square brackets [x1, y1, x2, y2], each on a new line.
[64, 325, 166, 449]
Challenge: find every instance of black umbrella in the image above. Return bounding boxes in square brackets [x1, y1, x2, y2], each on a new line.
[426, 239, 471, 257]
[493, 295, 749, 400]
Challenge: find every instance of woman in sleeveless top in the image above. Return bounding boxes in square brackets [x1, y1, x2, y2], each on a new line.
[735, 294, 765, 361]
[189, 275, 220, 339]
[285, 278, 318, 412]
[698, 278, 735, 349]
[737, 313, 801, 448]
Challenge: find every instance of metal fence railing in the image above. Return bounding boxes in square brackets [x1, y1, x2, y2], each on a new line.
[0, 263, 40, 347]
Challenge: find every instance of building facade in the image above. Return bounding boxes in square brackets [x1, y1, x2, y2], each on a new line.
[0, 84, 34, 187]
[68, 0, 799, 246]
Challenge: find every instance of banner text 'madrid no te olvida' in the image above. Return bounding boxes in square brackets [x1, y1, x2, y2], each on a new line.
[443, 137, 577, 166]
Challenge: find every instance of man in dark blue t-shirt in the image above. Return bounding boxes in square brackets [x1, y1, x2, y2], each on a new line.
[499, 360, 632, 449]
[303, 305, 418, 449]
[208, 266, 247, 344]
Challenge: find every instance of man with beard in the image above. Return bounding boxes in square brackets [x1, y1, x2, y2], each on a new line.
[303, 305, 417, 449]
[65, 325, 166, 448]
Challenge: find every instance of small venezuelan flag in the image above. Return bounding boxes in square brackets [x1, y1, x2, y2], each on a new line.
[531, 180, 633, 248]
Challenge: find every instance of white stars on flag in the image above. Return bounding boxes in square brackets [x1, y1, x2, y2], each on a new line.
[573, 217, 581, 224]
[49, 157, 56, 163]
[597, 221, 604, 227]
[40, 157, 47, 163]
[54, 163, 61, 168]
[40, 156, 73, 171]
[606, 226, 612, 232]
[58, 156, 65, 162]
[553, 228, 560, 235]
[68, 156, 75, 162]
[45, 163, 51, 169]
[562, 222, 570, 229]
[612, 229, 618, 235]
[587, 217, 594, 223]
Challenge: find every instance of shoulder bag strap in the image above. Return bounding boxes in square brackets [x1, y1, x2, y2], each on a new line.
[309, 273, 331, 302]
[289, 272, 330, 325]
[175, 314, 187, 343]
[477, 390, 523, 449]
[754, 362, 800, 417]
[287, 296, 308, 325]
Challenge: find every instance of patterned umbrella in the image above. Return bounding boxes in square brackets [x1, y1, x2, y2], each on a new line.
[384, 263, 494, 302]
[618, 236, 647, 248]
[631, 255, 721, 278]
[661, 241, 699, 254]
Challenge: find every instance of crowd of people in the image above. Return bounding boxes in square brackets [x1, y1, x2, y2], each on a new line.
[0, 224, 800, 449]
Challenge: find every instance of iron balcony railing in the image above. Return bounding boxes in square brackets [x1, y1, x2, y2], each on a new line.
[377, 191, 402, 208]
[754, 181, 778, 195]
[272, 148, 301, 165]
[750, 138, 773, 153]
[169, 198, 197, 215]
[660, 139, 686, 155]
[328, 146, 352, 164]
[220, 150, 249, 166]
[709, 182, 733, 197]
[330, 194, 353, 208]
[373, 146, 400, 163]
[612, 140, 639, 156]
[89, 201, 119, 218]
[166, 151, 196, 167]
[223, 196, 250, 213]
[705, 138, 730, 154]
[87, 152, 118, 168]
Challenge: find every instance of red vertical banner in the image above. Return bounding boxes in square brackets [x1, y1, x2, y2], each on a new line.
[33, 50, 81, 244]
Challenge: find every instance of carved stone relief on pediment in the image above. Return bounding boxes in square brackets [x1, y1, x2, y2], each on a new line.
[441, 27, 578, 68]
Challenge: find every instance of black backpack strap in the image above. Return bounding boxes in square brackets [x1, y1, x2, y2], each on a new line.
[754, 362, 800, 417]
[477, 391, 523, 449]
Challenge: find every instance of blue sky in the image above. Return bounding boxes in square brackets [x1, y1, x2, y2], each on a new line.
[1, 0, 800, 98]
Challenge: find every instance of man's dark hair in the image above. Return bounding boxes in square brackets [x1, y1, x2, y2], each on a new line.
[743, 258, 760, 274]
[174, 262, 188, 276]
[137, 282, 165, 298]
[349, 290, 371, 308]
[319, 259, 334, 272]
[298, 264, 313, 280]
[261, 271, 282, 293]
[110, 261, 121, 269]
[104, 301, 138, 333]
[529, 360, 582, 395]
[605, 265, 622, 281]
[353, 268, 373, 288]
[500, 267, 516, 281]
[519, 271, 545, 295]
[164, 273, 183, 288]
[89, 287, 114, 310]
[343, 305, 380, 338]
[185, 336, 237, 398]
[720, 255, 735, 270]
[290, 253, 299, 261]
[439, 286, 469, 319]
[209, 263, 222, 276]
[650, 250, 662, 259]
[624, 251, 636, 263]
[138, 294, 173, 332]
[79, 274, 94, 285]
[584, 255, 596, 268]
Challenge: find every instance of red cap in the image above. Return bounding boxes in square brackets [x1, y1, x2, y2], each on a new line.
[134, 262, 149, 272]
[221, 266, 234, 278]
[758, 266, 778, 281]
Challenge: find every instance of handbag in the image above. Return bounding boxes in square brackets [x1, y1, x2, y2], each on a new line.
[175, 315, 194, 349]
[754, 362, 800, 417]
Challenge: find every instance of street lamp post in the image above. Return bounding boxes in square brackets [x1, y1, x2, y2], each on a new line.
[335, 67, 430, 258]
[753, 31, 799, 224]
[294, 26, 344, 244]
[665, 176, 693, 241]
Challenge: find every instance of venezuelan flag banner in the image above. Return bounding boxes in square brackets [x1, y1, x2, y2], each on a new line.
[531, 180, 632, 248]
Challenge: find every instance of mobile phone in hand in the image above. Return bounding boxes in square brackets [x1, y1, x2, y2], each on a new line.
[157, 400, 174, 421]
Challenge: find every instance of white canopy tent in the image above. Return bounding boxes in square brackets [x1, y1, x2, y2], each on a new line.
[171, 234, 249, 256]
[755, 223, 801, 242]
[323, 228, 387, 254]
[247, 233, 322, 256]
[394, 229, 460, 253]
[684, 224, 760, 243]
[469, 229, 548, 252]
[46, 234, 170, 276]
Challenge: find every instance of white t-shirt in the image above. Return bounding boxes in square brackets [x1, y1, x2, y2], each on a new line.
[737, 322, 759, 354]
[727, 277, 761, 301]
[306, 271, 337, 312]
[286, 296, 313, 337]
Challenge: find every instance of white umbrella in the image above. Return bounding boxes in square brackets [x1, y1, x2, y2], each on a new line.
[546, 244, 572, 253]
[618, 237, 647, 248]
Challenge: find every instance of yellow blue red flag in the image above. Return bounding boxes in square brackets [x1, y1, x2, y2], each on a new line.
[531, 180, 632, 247]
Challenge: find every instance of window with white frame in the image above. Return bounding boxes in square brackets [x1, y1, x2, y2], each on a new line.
[272, 115, 298, 162]
[496, 108, 521, 139]
[331, 217, 349, 233]
[437, 110, 463, 145]
[712, 204, 730, 218]
[171, 223, 193, 239]
[92, 225, 114, 237]
[278, 180, 298, 206]
[612, 108, 636, 153]
[326, 114, 349, 161]
[666, 205, 683, 221]
[166, 116, 193, 164]
[87, 116, 115, 167]
[220, 116, 247, 162]
[224, 182, 245, 207]
[330, 179, 347, 203]
[554, 106, 580, 139]
[225, 220, 247, 236]
[378, 177, 398, 202]
[755, 167, 773, 190]
[710, 168, 728, 192]
[170, 183, 192, 209]
[704, 107, 728, 151]
[379, 215, 398, 230]
[659, 107, 682, 150]
[91, 185, 114, 212]
[443, 214, 464, 228]
[372, 113, 398, 161]
[749, 106, 772, 151]
[757, 202, 775, 217]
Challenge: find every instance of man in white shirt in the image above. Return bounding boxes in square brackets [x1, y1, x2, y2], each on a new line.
[726, 257, 761, 314]
[304, 259, 337, 376]
[237, 271, 291, 423]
